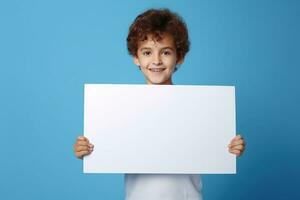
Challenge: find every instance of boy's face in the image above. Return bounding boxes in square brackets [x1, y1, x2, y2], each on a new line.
[133, 33, 183, 85]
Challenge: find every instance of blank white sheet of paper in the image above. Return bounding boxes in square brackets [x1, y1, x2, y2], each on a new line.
[83, 84, 236, 174]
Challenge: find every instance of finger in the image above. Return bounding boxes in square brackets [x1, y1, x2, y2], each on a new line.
[76, 140, 91, 147]
[75, 150, 91, 159]
[230, 139, 245, 146]
[234, 134, 243, 141]
[75, 145, 92, 152]
[88, 143, 94, 148]
[229, 149, 241, 156]
[77, 136, 89, 143]
[73, 143, 94, 155]
[230, 135, 244, 145]
[230, 144, 244, 151]
[230, 135, 240, 144]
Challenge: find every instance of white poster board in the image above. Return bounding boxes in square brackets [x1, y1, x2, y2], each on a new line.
[83, 84, 236, 174]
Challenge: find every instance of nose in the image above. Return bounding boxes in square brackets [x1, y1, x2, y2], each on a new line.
[152, 53, 162, 66]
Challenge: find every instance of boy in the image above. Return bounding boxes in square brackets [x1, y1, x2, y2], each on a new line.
[74, 8, 245, 200]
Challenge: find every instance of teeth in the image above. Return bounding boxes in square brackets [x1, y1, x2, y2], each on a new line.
[150, 68, 165, 72]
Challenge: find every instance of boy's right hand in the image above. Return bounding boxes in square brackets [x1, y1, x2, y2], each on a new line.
[73, 136, 94, 159]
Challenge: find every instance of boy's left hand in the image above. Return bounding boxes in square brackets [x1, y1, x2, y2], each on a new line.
[228, 134, 245, 157]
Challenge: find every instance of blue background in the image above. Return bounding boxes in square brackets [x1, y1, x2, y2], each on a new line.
[0, 0, 299, 199]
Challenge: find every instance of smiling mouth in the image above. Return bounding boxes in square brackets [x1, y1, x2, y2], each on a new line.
[149, 68, 166, 72]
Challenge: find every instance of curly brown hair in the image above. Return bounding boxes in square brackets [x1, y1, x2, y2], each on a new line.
[127, 8, 190, 63]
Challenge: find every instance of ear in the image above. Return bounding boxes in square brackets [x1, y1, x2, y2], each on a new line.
[133, 56, 140, 66]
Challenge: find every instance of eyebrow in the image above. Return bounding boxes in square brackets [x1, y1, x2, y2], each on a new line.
[140, 47, 175, 51]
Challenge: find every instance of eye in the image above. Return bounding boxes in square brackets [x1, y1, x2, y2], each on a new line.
[162, 50, 172, 56]
[142, 51, 151, 56]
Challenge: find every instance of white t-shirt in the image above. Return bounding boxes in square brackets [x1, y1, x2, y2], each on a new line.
[125, 174, 203, 200]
